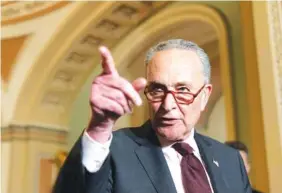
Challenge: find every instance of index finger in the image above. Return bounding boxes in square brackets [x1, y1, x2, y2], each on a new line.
[99, 46, 118, 76]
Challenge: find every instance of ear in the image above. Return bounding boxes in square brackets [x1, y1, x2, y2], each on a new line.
[200, 84, 212, 111]
[246, 162, 251, 174]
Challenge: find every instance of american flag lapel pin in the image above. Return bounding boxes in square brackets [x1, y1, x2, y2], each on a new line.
[213, 159, 219, 167]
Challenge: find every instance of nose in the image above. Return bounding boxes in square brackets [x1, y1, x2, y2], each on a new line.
[161, 92, 178, 111]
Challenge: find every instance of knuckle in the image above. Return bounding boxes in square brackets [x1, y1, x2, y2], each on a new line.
[90, 96, 100, 106]
[109, 104, 123, 115]
[115, 91, 125, 101]
[93, 75, 102, 83]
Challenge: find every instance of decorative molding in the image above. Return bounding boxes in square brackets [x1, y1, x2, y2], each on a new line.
[268, 1, 282, 117]
[1, 1, 17, 6]
[2, 124, 67, 193]
[66, 52, 90, 64]
[96, 19, 120, 31]
[1, 124, 67, 144]
[40, 2, 169, 109]
[268, 0, 282, 146]
[1, 1, 70, 25]
[12, 1, 170, 127]
[141, 1, 154, 7]
[42, 91, 62, 106]
[113, 4, 138, 18]
[81, 34, 103, 47]
[54, 70, 74, 84]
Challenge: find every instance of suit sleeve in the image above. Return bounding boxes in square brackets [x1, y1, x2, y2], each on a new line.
[237, 151, 252, 193]
[52, 136, 113, 193]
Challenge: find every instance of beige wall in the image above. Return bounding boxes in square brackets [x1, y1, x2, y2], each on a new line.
[252, 1, 282, 192]
[1, 142, 12, 193]
[1, 126, 67, 193]
[198, 96, 227, 142]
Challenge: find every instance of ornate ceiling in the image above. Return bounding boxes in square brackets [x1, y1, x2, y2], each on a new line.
[1, 1, 69, 25]
[1, 1, 230, 134]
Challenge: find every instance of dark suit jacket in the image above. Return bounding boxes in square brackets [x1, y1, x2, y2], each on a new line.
[53, 121, 251, 193]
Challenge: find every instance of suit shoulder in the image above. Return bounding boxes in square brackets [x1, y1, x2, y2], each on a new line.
[113, 126, 139, 136]
[112, 126, 144, 141]
[196, 133, 239, 154]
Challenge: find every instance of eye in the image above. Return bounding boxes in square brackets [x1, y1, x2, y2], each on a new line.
[177, 86, 190, 92]
[149, 88, 165, 96]
[147, 83, 166, 93]
[148, 88, 165, 98]
[152, 87, 164, 92]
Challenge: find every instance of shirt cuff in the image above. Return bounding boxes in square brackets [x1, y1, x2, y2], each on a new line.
[82, 131, 112, 173]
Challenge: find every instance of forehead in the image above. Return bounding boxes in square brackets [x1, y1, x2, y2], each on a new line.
[146, 49, 204, 87]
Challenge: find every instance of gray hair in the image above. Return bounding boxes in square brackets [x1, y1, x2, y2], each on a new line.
[145, 39, 211, 83]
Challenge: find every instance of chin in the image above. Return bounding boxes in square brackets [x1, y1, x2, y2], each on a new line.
[155, 125, 189, 142]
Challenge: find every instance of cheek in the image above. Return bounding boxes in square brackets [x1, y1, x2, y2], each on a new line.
[181, 101, 202, 123]
[149, 102, 161, 116]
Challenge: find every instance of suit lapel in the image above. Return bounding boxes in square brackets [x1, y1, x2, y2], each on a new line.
[135, 146, 177, 193]
[133, 121, 177, 193]
[194, 133, 230, 193]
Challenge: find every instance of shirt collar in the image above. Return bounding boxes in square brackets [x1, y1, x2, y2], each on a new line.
[183, 128, 200, 156]
[162, 128, 200, 156]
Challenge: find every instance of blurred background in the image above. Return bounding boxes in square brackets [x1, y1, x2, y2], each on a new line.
[1, 1, 281, 193]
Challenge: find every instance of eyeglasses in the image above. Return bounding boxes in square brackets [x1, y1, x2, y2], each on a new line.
[144, 84, 206, 104]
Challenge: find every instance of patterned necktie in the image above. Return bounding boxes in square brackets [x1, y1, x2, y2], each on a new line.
[172, 142, 212, 193]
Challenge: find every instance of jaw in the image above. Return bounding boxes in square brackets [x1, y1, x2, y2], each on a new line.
[153, 123, 191, 146]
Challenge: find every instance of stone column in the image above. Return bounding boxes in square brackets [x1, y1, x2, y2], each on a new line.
[252, 1, 282, 193]
[1, 125, 67, 193]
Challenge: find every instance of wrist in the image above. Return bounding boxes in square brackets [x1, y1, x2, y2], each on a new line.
[86, 129, 112, 143]
[86, 117, 113, 143]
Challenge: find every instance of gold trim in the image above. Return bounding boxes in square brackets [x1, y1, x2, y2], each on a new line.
[1, 2, 70, 26]
[239, 2, 269, 192]
[268, 1, 282, 119]
[252, 1, 282, 192]
[51, 151, 68, 168]
[1, 1, 16, 6]
[1, 125, 67, 144]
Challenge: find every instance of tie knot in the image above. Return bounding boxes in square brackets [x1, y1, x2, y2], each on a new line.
[172, 142, 194, 156]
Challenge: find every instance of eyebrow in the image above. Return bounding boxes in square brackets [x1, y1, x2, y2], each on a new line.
[147, 81, 164, 86]
[147, 81, 193, 88]
[175, 81, 193, 88]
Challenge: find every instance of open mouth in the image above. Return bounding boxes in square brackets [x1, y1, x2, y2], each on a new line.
[158, 117, 179, 125]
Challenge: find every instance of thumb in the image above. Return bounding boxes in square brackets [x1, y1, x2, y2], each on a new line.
[132, 77, 147, 92]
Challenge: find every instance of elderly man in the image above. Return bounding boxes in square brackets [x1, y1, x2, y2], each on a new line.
[53, 39, 251, 193]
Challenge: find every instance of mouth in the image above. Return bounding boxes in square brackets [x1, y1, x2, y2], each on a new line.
[157, 117, 179, 125]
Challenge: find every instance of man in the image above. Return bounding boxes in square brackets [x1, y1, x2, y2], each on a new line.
[53, 39, 251, 193]
[225, 141, 264, 193]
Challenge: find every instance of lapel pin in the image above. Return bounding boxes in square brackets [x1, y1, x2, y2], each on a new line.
[213, 159, 219, 167]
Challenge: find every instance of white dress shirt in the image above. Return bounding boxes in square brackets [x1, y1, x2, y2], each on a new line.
[161, 129, 214, 193]
[82, 129, 214, 193]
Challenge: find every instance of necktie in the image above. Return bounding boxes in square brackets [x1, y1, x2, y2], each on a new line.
[172, 142, 212, 193]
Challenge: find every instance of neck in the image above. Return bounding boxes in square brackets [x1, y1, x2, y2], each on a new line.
[156, 130, 192, 147]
